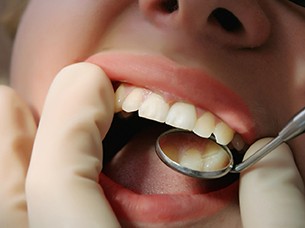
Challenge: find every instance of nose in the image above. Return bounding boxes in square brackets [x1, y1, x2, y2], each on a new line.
[139, 0, 271, 49]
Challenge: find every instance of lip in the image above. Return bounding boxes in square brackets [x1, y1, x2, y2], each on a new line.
[99, 173, 239, 224]
[86, 51, 256, 143]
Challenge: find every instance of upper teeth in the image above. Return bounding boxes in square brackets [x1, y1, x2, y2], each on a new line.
[165, 102, 197, 131]
[115, 83, 239, 146]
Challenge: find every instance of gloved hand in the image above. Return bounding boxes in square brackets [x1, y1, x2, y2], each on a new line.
[0, 85, 35, 227]
[0, 63, 120, 228]
[240, 138, 305, 228]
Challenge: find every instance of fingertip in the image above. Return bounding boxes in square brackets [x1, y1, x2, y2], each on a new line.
[53, 62, 114, 98]
[239, 138, 305, 227]
[42, 62, 114, 137]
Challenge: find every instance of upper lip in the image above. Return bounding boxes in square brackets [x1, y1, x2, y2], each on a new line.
[86, 51, 256, 143]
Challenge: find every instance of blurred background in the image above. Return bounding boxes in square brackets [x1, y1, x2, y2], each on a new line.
[0, 0, 27, 85]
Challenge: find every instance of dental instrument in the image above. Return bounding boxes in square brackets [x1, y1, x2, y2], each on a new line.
[155, 107, 305, 179]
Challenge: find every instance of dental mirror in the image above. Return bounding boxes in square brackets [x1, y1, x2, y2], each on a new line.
[156, 107, 305, 179]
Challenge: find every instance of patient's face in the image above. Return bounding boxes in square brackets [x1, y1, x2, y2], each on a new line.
[11, 0, 305, 227]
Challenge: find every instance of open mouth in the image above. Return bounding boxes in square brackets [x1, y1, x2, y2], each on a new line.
[107, 83, 248, 169]
[86, 51, 255, 225]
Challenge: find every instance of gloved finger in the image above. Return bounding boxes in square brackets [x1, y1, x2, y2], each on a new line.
[239, 138, 305, 228]
[0, 86, 36, 227]
[26, 63, 120, 228]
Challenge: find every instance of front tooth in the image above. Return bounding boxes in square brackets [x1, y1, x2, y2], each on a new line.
[193, 112, 216, 138]
[122, 87, 145, 112]
[117, 84, 236, 147]
[139, 93, 170, 122]
[165, 102, 197, 130]
[213, 122, 235, 145]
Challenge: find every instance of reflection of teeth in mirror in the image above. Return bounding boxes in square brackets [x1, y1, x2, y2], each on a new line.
[165, 102, 197, 130]
[178, 141, 229, 172]
[115, 83, 241, 147]
[213, 122, 235, 145]
[179, 148, 204, 171]
[201, 153, 229, 171]
[139, 93, 170, 122]
[201, 141, 230, 171]
[193, 112, 216, 138]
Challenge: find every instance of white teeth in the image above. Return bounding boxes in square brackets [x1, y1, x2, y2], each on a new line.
[193, 112, 216, 138]
[139, 93, 170, 122]
[122, 87, 145, 112]
[114, 84, 127, 112]
[178, 141, 230, 172]
[115, 83, 242, 148]
[213, 122, 235, 145]
[201, 141, 230, 171]
[165, 102, 197, 130]
[179, 148, 204, 171]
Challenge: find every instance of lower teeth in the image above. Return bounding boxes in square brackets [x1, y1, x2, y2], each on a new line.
[158, 130, 231, 172]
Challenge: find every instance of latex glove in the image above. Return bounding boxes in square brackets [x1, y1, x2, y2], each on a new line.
[240, 138, 305, 228]
[0, 86, 36, 227]
[0, 63, 120, 227]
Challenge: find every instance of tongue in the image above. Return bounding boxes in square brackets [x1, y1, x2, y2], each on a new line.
[103, 127, 236, 195]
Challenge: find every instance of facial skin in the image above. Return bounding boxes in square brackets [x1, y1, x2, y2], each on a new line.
[10, 0, 305, 227]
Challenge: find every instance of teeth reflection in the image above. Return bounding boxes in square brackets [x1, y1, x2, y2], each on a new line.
[213, 122, 235, 145]
[179, 148, 203, 171]
[201, 141, 230, 171]
[193, 112, 216, 138]
[165, 102, 197, 130]
[178, 141, 229, 172]
[122, 88, 145, 112]
[139, 93, 170, 122]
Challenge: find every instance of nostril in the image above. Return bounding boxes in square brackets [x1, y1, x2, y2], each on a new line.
[157, 0, 179, 13]
[209, 8, 243, 33]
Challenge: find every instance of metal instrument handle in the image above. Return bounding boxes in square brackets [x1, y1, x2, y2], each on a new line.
[233, 107, 305, 173]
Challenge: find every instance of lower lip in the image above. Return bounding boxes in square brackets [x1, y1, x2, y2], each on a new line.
[99, 173, 239, 224]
